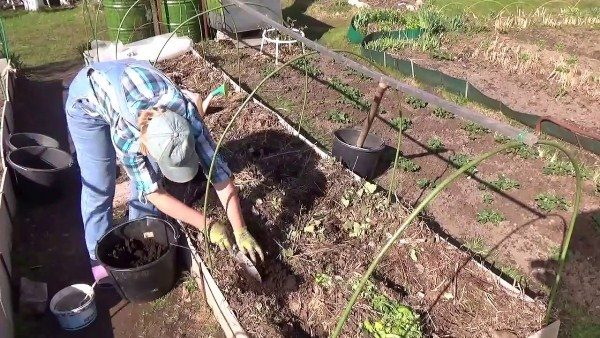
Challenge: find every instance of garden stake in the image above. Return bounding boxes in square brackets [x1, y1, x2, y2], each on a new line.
[332, 140, 582, 337]
[356, 82, 389, 148]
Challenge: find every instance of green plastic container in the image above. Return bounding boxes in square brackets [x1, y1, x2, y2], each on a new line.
[346, 16, 364, 44]
[162, 0, 202, 42]
[104, 0, 154, 43]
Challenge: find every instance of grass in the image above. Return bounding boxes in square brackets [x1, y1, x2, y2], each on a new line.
[326, 109, 352, 123]
[449, 153, 477, 174]
[395, 156, 421, 172]
[477, 209, 506, 225]
[1, 5, 102, 67]
[535, 193, 570, 212]
[489, 174, 520, 191]
[426, 136, 445, 152]
[390, 116, 413, 131]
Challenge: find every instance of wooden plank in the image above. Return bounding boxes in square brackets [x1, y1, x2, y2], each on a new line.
[3, 100, 14, 134]
[0, 199, 11, 274]
[0, 171, 16, 220]
[184, 232, 248, 338]
[0, 256, 14, 338]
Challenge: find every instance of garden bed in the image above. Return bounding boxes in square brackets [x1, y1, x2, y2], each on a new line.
[174, 38, 600, 334]
[157, 54, 550, 337]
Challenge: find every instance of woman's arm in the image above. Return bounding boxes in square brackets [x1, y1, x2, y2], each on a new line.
[146, 188, 208, 230]
[213, 178, 246, 232]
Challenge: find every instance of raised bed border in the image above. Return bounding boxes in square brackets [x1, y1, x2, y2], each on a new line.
[187, 50, 563, 337]
[346, 13, 600, 155]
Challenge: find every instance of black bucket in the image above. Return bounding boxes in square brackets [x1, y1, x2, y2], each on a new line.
[332, 128, 385, 180]
[7, 132, 60, 152]
[96, 217, 178, 303]
[7, 146, 73, 199]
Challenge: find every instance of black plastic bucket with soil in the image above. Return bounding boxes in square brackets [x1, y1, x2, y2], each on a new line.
[7, 146, 73, 201]
[332, 128, 385, 179]
[6, 132, 60, 152]
[96, 216, 178, 303]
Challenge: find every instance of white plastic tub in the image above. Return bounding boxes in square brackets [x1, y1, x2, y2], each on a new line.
[49, 284, 97, 331]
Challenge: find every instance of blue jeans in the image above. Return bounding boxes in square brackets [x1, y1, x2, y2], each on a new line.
[66, 105, 159, 260]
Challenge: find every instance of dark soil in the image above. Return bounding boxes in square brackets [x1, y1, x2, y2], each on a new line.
[105, 237, 168, 269]
[157, 54, 549, 337]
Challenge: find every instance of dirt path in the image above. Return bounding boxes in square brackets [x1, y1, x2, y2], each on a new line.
[10, 61, 222, 338]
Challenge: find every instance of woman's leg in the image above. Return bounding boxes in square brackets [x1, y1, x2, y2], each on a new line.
[66, 106, 116, 261]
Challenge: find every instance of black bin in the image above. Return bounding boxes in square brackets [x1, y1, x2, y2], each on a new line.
[332, 128, 385, 180]
[7, 146, 73, 200]
[7, 132, 60, 152]
[96, 217, 178, 303]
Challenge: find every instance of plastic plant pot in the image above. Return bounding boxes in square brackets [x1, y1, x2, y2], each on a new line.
[7, 132, 60, 152]
[332, 128, 385, 180]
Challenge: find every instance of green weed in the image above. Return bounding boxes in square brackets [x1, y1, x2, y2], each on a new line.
[391, 116, 413, 131]
[462, 122, 490, 139]
[417, 178, 435, 189]
[364, 295, 422, 338]
[449, 153, 477, 174]
[182, 273, 199, 293]
[477, 209, 506, 225]
[432, 107, 455, 119]
[489, 174, 520, 191]
[505, 144, 538, 159]
[315, 273, 333, 289]
[395, 156, 421, 172]
[426, 136, 445, 152]
[326, 109, 352, 123]
[535, 193, 570, 212]
[482, 193, 494, 205]
[463, 237, 490, 256]
[499, 265, 528, 285]
[493, 132, 511, 144]
[291, 58, 322, 77]
[405, 95, 428, 109]
[329, 77, 370, 110]
[542, 160, 590, 178]
[261, 64, 280, 78]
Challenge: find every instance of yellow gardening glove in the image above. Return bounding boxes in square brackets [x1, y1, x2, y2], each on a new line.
[208, 222, 232, 251]
[234, 228, 264, 263]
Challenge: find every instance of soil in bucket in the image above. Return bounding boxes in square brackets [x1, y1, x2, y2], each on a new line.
[105, 237, 168, 269]
[54, 290, 90, 312]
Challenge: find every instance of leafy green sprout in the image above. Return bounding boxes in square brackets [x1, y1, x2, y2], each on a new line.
[363, 294, 422, 338]
[390, 116, 412, 131]
[328, 77, 370, 110]
[261, 64, 280, 78]
[499, 265, 528, 286]
[395, 156, 421, 172]
[535, 193, 570, 212]
[482, 193, 494, 205]
[462, 122, 490, 139]
[449, 153, 477, 174]
[405, 96, 428, 109]
[291, 58, 322, 78]
[426, 136, 445, 152]
[315, 273, 333, 289]
[432, 106, 454, 119]
[326, 109, 352, 124]
[477, 209, 506, 225]
[416, 178, 435, 189]
[489, 174, 520, 191]
[463, 237, 490, 256]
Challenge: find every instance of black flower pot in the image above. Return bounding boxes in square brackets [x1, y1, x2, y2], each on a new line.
[332, 128, 385, 180]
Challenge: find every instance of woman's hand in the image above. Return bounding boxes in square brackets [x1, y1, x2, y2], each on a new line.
[234, 228, 264, 263]
[208, 221, 233, 251]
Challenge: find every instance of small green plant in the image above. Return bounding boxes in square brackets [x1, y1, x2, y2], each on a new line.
[493, 132, 511, 143]
[505, 144, 538, 159]
[426, 136, 445, 152]
[291, 58, 322, 77]
[449, 153, 477, 174]
[489, 174, 520, 191]
[432, 107, 454, 119]
[477, 209, 506, 225]
[482, 193, 494, 205]
[363, 296, 422, 338]
[542, 160, 590, 178]
[535, 193, 570, 212]
[390, 116, 412, 131]
[447, 93, 468, 105]
[500, 265, 528, 285]
[261, 64, 280, 78]
[395, 156, 421, 172]
[182, 273, 199, 293]
[329, 77, 370, 110]
[327, 109, 352, 123]
[405, 96, 428, 109]
[416, 178, 435, 189]
[463, 237, 490, 256]
[315, 273, 333, 289]
[462, 122, 490, 139]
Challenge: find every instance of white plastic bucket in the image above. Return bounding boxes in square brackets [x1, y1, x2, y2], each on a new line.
[49, 284, 97, 331]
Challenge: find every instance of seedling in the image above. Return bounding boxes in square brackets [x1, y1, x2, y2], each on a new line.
[261, 64, 280, 78]
[505, 144, 538, 159]
[426, 136, 445, 152]
[500, 265, 528, 286]
[482, 193, 494, 205]
[494, 133, 511, 144]
[329, 77, 370, 110]
[395, 156, 421, 172]
[182, 273, 199, 293]
[449, 153, 477, 174]
[363, 295, 422, 338]
[432, 107, 454, 119]
[477, 209, 506, 225]
[417, 178, 435, 189]
[535, 193, 570, 212]
[291, 58, 322, 77]
[463, 237, 490, 256]
[390, 117, 412, 131]
[315, 273, 333, 289]
[542, 160, 590, 178]
[462, 122, 490, 139]
[489, 174, 520, 191]
[327, 109, 352, 124]
[405, 96, 428, 109]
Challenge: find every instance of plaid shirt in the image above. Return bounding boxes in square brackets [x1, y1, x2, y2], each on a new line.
[85, 65, 231, 201]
